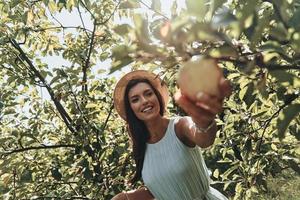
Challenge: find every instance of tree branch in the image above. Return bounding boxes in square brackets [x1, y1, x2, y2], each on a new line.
[2, 144, 77, 156]
[98, 103, 114, 144]
[96, 0, 122, 25]
[78, 0, 95, 19]
[9, 39, 76, 134]
[139, 0, 169, 20]
[77, 6, 90, 39]
[217, 55, 300, 71]
[256, 93, 300, 153]
[31, 26, 93, 33]
[82, 21, 97, 93]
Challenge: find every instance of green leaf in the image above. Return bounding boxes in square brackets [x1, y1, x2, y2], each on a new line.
[83, 167, 93, 180]
[2, 173, 12, 186]
[185, 0, 207, 20]
[235, 181, 243, 194]
[259, 41, 287, 55]
[269, 22, 288, 42]
[49, 75, 61, 86]
[66, 0, 76, 11]
[99, 52, 110, 61]
[51, 168, 62, 181]
[85, 103, 98, 108]
[10, 0, 21, 9]
[211, 7, 237, 29]
[213, 168, 220, 178]
[287, 159, 300, 174]
[289, 8, 300, 30]
[133, 14, 151, 43]
[20, 169, 33, 183]
[171, 0, 178, 18]
[207, 0, 227, 20]
[243, 138, 252, 154]
[83, 0, 91, 10]
[111, 45, 130, 59]
[113, 24, 132, 35]
[269, 70, 300, 86]
[277, 103, 300, 139]
[48, 1, 57, 12]
[119, 0, 140, 9]
[110, 57, 133, 74]
[151, 0, 161, 13]
[209, 45, 238, 58]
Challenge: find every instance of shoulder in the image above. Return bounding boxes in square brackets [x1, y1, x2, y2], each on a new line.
[174, 116, 195, 147]
[175, 116, 193, 131]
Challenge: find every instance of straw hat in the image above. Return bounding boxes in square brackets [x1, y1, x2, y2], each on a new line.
[113, 70, 169, 120]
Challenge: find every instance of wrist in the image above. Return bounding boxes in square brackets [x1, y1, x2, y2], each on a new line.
[193, 119, 216, 133]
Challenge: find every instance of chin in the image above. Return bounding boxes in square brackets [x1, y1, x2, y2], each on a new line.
[140, 112, 160, 121]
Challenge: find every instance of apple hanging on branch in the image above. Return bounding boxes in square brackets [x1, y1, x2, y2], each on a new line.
[177, 56, 223, 101]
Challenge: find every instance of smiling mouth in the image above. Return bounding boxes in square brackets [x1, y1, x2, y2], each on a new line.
[142, 106, 153, 113]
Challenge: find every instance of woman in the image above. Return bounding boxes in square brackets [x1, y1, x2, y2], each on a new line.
[112, 70, 231, 200]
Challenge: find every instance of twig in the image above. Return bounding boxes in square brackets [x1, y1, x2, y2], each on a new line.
[2, 144, 77, 156]
[96, 0, 122, 25]
[9, 39, 76, 133]
[82, 21, 96, 93]
[99, 103, 114, 143]
[78, 0, 95, 19]
[256, 93, 300, 153]
[139, 0, 169, 20]
[32, 26, 93, 33]
[77, 6, 90, 39]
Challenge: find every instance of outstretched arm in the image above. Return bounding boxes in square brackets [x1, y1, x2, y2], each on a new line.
[174, 77, 231, 148]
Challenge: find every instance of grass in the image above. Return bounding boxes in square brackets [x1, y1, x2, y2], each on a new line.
[253, 169, 300, 200]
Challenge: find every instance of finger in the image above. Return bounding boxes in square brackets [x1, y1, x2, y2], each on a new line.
[174, 91, 215, 120]
[196, 92, 223, 114]
[219, 77, 232, 98]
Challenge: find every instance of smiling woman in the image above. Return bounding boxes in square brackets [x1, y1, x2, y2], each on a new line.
[112, 70, 231, 200]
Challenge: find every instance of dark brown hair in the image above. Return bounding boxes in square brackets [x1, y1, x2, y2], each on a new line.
[124, 78, 165, 183]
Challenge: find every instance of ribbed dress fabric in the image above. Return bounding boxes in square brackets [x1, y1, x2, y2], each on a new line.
[142, 117, 228, 200]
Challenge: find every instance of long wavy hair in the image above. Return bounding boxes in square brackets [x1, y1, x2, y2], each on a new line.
[124, 78, 165, 184]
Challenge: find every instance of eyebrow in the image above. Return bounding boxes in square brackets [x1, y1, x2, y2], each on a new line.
[129, 88, 152, 99]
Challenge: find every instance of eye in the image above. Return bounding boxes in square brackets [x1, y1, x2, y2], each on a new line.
[145, 90, 153, 96]
[130, 98, 138, 103]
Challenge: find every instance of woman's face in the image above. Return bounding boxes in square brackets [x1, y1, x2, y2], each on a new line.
[128, 82, 161, 121]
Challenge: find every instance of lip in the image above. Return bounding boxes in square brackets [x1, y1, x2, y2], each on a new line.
[141, 105, 154, 113]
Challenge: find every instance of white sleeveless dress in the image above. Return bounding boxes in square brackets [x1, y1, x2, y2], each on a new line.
[142, 117, 228, 200]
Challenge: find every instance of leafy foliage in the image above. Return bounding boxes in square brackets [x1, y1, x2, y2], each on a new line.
[0, 0, 299, 199]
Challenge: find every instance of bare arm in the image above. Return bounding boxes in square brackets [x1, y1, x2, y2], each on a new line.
[174, 77, 231, 148]
[176, 116, 217, 148]
[111, 187, 155, 200]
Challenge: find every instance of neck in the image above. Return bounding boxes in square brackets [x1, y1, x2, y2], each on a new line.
[144, 116, 169, 143]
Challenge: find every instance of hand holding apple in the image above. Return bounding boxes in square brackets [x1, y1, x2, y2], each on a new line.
[175, 56, 231, 126]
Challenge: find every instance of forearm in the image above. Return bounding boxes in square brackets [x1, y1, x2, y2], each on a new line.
[192, 119, 217, 148]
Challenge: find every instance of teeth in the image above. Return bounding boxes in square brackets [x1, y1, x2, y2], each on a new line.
[142, 106, 152, 112]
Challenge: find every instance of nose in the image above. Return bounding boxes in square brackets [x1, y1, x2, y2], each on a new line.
[140, 95, 148, 105]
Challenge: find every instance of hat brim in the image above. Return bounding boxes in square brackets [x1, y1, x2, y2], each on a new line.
[113, 70, 169, 120]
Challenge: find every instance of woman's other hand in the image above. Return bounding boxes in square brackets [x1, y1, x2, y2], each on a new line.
[111, 187, 155, 200]
[111, 192, 127, 200]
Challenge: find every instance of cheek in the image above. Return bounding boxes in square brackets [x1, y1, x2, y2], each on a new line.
[130, 103, 140, 114]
